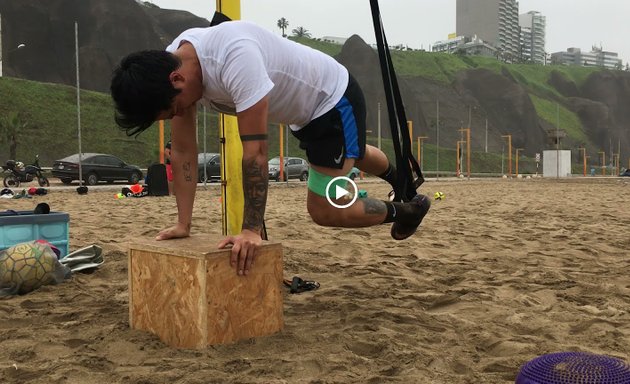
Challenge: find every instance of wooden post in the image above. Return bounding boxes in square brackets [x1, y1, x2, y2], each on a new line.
[599, 151, 606, 176]
[502, 135, 512, 177]
[128, 235, 283, 349]
[417, 136, 428, 171]
[515, 148, 523, 176]
[456, 140, 466, 176]
[217, 0, 243, 236]
[578, 148, 586, 176]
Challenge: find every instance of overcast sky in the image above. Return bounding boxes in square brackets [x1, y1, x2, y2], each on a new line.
[147, 0, 630, 64]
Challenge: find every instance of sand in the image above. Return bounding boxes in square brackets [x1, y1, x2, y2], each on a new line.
[1, 177, 629, 383]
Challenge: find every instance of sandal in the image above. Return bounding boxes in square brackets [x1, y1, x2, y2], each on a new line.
[390, 194, 431, 240]
[283, 276, 320, 294]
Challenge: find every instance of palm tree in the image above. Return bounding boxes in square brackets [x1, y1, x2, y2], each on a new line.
[0, 112, 27, 160]
[277, 17, 289, 37]
[291, 26, 311, 38]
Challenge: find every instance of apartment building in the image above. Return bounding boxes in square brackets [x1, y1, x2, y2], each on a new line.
[456, 0, 521, 60]
[551, 47, 622, 69]
[519, 11, 546, 64]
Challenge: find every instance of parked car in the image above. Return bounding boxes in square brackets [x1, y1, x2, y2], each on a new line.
[622, 168, 630, 177]
[52, 153, 143, 185]
[348, 167, 361, 180]
[268, 156, 309, 181]
[198, 153, 221, 182]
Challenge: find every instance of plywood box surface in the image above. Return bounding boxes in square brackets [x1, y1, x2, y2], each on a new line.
[128, 235, 283, 349]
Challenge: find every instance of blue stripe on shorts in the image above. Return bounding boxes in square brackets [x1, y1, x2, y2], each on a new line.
[335, 96, 359, 158]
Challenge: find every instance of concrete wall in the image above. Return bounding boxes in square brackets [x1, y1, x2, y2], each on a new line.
[543, 150, 572, 177]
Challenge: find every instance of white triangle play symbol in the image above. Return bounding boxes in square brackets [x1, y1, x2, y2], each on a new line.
[335, 185, 351, 199]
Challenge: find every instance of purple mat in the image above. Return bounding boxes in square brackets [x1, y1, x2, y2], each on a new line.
[516, 352, 630, 384]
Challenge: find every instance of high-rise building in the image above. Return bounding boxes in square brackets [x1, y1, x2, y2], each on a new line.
[456, 0, 520, 60]
[520, 11, 546, 64]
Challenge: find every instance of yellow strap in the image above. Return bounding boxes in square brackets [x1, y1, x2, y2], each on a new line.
[216, 0, 243, 236]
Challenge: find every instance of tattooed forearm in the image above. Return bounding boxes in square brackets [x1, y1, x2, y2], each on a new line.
[362, 198, 387, 215]
[182, 161, 193, 182]
[242, 158, 268, 232]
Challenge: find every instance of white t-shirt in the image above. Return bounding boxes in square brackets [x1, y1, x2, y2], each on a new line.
[166, 21, 349, 130]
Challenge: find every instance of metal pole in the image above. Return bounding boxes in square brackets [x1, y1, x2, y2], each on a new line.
[501, 144, 505, 175]
[203, 105, 207, 187]
[485, 118, 488, 153]
[75, 22, 83, 186]
[377, 102, 382, 150]
[436, 100, 440, 179]
[467, 129, 471, 179]
[556, 103, 559, 179]
[0, 13, 3, 77]
[285, 124, 289, 185]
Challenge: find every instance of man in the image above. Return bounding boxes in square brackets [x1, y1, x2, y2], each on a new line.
[164, 140, 174, 194]
[111, 20, 429, 276]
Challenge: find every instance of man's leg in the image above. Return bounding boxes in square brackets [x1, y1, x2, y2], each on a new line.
[306, 159, 430, 237]
[355, 144, 398, 190]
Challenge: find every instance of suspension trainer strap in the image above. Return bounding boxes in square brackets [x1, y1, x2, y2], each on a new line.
[369, 0, 425, 202]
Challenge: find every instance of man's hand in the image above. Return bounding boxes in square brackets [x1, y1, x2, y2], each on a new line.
[155, 222, 191, 240]
[217, 229, 262, 276]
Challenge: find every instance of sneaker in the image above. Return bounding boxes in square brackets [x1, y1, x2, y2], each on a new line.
[390, 194, 431, 240]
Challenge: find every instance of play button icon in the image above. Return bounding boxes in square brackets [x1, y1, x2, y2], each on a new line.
[325, 176, 358, 209]
[335, 185, 351, 199]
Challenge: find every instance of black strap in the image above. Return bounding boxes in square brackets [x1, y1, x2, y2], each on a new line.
[210, 11, 232, 26]
[369, 0, 424, 202]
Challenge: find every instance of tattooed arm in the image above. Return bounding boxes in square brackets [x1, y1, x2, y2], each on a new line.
[218, 96, 269, 275]
[156, 105, 198, 240]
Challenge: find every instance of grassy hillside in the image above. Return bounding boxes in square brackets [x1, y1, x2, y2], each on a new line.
[0, 78, 306, 168]
[0, 42, 613, 175]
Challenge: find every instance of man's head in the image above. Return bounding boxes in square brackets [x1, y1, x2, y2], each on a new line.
[110, 50, 182, 136]
[165, 140, 172, 158]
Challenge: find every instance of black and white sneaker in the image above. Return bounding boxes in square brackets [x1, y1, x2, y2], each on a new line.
[390, 194, 431, 240]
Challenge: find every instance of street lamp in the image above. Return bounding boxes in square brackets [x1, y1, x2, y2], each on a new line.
[0, 13, 27, 77]
[0, 43, 26, 77]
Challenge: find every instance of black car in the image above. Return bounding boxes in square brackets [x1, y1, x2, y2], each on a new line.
[198, 153, 221, 182]
[268, 156, 309, 181]
[52, 153, 143, 185]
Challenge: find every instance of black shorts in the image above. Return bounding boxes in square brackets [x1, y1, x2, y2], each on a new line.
[291, 74, 366, 169]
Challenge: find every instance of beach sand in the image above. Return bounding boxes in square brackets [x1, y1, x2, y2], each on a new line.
[1, 177, 629, 383]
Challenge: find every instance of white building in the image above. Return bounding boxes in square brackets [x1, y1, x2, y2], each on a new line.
[456, 0, 521, 60]
[320, 36, 347, 45]
[432, 35, 497, 58]
[519, 11, 546, 64]
[551, 47, 622, 69]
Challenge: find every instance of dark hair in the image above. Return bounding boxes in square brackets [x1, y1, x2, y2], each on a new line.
[110, 50, 182, 136]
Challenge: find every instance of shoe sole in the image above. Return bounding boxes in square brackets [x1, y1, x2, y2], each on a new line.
[390, 194, 431, 240]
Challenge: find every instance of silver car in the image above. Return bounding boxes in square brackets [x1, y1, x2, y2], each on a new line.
[268, 156, 309, 181]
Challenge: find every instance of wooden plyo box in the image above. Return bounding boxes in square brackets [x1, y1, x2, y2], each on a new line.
[128, 235, 283, 349]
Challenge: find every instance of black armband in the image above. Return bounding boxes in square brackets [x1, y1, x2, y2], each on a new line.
[240, 134, 268, 142]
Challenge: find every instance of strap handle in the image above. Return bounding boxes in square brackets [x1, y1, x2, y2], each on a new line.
[369, 0, 424, 202]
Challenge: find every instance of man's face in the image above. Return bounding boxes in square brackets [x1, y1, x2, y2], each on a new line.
[155, 70, 203, 121]
[156, 92, 190, 120]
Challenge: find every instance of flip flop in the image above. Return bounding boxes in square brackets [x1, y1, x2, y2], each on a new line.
[390, 194, 431, 240]
[283, 276, 320, 294]
[59, 245, 104, 272]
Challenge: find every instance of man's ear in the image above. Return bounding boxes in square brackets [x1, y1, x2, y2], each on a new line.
[169, 71, 185, 88]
